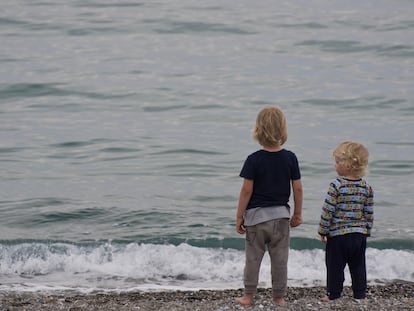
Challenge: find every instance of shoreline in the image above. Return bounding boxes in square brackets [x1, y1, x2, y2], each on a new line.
[1, 282, 413, 310]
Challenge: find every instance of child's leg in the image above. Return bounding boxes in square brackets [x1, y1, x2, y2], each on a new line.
[325, 236, 347, 300]
[267, 218, 290, 302]
[235, 224, 266, 305]
[348, 234, 367, 299]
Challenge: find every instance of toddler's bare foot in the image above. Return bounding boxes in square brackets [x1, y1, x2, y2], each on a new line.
[272, 297, 286, 305]
[355, 297, 367, 302]
[235, 293, 253, 306]
[320, 295, 330, 302]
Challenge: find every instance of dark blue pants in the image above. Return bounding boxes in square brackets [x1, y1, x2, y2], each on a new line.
[325, 233, 367, 300]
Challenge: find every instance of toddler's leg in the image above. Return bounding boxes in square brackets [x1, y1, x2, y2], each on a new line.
[325, 236, 346, 300]
[235, 224, 266, 306]
[268, 218, 290, 304]
[348, 234, 367, 299]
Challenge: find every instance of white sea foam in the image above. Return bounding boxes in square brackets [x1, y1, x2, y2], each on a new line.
[0, 243, 413, 292]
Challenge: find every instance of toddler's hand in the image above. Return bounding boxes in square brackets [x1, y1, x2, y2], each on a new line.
[320, 236, 327, 244]
[290, 214, 302, 227]
[236, 218, 246, 234]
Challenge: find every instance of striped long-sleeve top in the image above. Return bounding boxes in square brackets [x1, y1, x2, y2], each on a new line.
[318, 177, 374, 237]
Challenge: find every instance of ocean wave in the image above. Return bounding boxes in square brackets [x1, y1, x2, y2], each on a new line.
[296, 40, 414, 58]
[0, 241, 412, 292]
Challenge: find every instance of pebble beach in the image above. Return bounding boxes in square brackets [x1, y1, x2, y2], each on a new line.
[1, 282, 413, 311]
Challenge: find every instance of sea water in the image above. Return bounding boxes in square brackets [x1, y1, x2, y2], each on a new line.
[0, 0, 413, 292]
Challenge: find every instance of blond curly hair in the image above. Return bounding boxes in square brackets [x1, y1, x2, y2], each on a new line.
[333, 141, 369, 178]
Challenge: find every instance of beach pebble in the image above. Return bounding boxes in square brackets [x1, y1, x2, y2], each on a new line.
[0, 283, 413, 311]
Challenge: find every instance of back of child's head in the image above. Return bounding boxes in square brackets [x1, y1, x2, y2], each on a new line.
[333, 141, 369, 177]
[253, 106, 287, 148]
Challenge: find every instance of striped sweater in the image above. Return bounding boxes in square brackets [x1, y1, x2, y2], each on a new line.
[318, 177, 374, 237]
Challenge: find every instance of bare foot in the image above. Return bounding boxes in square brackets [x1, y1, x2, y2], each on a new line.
[354, 297, 367, 303]
[272, 297, 286, 305]
[235, 293, 254, 306]
[320, 295, 330, 302]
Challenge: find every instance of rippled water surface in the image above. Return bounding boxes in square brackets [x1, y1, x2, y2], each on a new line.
[0, 0, 413, 291]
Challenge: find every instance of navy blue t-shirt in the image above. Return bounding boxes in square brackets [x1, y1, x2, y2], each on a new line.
[240, 149, 301, 210]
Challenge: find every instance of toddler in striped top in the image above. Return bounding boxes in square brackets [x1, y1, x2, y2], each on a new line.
[318, 141, 374, 301]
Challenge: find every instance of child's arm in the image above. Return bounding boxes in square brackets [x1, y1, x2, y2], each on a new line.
[236, 179, 253, 234]
[290, 179, 303, 227]
[365, 185, 374, 236]
[318, 182, 337, 238]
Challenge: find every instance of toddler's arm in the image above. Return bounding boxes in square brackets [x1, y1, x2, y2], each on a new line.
[318, 182, 337, 236]
[236, 179, 253, 234]
[365, 185, 374, 236]
[290, 179, 303, 227]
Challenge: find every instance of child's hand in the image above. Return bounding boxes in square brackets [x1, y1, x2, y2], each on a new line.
[236, 218, 246, 234]
[320, 236, 327, 244]
[290, 214, 302, 227]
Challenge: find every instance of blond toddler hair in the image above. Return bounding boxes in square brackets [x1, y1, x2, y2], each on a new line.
[252, 106, 287, 148]
[333, 141, 369, 178]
